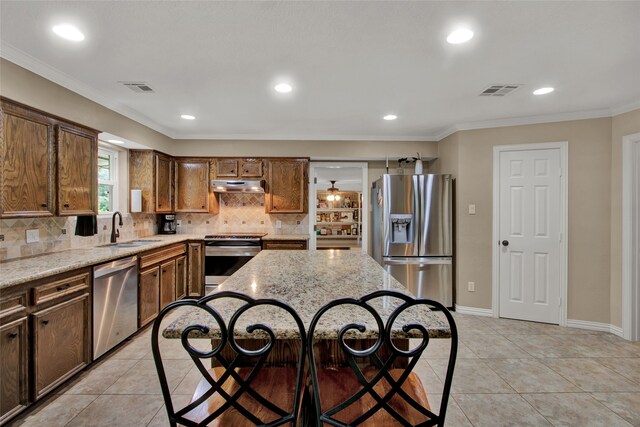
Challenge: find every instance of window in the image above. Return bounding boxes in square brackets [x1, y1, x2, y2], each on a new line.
[98, 147, 118, 214]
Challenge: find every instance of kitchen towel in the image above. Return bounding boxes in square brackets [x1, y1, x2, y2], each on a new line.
[75, 215, 97, 236]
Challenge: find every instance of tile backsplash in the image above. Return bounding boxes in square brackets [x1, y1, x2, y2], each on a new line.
[177, 193, 308, 235]
[0, 193, 308, 261]
[0, 213, 157, 261]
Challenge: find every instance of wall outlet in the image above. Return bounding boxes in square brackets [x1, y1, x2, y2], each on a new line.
[26, 229, 40, 243]
[176, 219, 182, 227]
[468, 281, 476, 292]
[275, 220, 282, 229]
[468, 204, 476, 215]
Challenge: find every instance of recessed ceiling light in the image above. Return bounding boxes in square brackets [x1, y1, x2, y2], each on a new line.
[446, 28, 474, 44]
[533, 87, 554, 95]
[274, 83, 293, 93]
[383, 114, 398, 121]
[108, 139, 125, 144]
[52, 24, 85, 42]
[181, 114, 196, 120]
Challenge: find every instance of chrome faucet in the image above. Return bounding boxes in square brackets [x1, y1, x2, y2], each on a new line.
[110, 211, 123, 243]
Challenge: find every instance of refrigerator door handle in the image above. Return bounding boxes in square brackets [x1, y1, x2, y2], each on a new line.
[383, 257, 452, 265]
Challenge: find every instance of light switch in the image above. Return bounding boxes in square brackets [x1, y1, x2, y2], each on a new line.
[275, 220, 282, 229]
[26, 228, 40, 243]
[468, 204, 476, 215]
[176, 220, 182, 227]
[468, 281, 476, 292]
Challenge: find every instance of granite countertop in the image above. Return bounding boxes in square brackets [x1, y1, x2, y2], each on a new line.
[0, 234, 204, 289]
[163, 250, 451, 340]
[261, 234, 310, 241]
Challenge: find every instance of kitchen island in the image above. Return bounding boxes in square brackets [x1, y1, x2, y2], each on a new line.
[163, 249, 451, 341]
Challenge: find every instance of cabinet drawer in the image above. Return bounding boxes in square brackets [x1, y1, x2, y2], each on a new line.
[32, 272, 90, 306]
[262, 240, 308, 250]
[139, 244, 186, 269]
[0, 292, 28, 323]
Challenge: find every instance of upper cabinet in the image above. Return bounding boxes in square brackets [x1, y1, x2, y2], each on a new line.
[1, 98, 98, 218]
[266, 159, 308, 214]
[215, 158, 264, 179]
[175, 159, 209, 212]
[0, 99, 55, 218]
[155, 153, 173, 213]
[56, 125, 98, 215]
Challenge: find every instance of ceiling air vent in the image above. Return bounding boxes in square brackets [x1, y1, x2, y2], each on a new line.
[119, 81, 155, 93]
[479, 84, 523, 97]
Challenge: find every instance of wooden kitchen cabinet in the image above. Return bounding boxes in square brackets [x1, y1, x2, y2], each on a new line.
[266, 159, 308, 214]
[139, 266, 160, 328]
[32, 293, 90, 399]
[175, 159, 209, 212]
[262, 240, 308, 250]
[155, 153, 174, 213]
[56, 124, 98, 216]
[215, 158, 263, 178]
[175, 255, 187, 300]
[187, 242, 204, 297]
[0, 99, 55, 218]
[159, 259, 176, 309]
[0, 316, 28, 423]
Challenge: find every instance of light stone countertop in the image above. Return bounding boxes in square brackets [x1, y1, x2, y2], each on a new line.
[163, 250, 451, 340]
[261, 234, 310, 241]
[0, 234, 204, 289]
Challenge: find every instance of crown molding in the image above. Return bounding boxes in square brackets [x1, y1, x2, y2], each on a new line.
[174, 133, 438, 142]
[0, 41, 177, 138]
[610, 99, 640, 116]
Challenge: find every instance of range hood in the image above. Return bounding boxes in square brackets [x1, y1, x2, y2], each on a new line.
[211, 179, 265, 193]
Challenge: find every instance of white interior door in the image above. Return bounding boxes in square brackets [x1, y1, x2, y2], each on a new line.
[498, 148, 562, 323]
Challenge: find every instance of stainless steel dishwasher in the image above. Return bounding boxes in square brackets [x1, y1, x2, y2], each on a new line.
[93, 256, 138, 358]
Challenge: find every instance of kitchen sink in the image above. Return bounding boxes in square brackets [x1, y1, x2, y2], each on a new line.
[100, 239, 161, 248]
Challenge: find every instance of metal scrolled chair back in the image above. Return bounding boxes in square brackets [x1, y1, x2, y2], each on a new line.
[307, 290, 458, 427]
[151, 291, 307, 427]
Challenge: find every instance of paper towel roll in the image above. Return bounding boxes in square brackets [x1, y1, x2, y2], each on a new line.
[130, 189, 142, 213]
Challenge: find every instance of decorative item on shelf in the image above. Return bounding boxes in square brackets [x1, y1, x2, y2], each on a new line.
[326, 181, 341, 201]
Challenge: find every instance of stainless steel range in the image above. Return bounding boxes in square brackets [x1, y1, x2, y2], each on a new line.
[204, 232, 266, 292]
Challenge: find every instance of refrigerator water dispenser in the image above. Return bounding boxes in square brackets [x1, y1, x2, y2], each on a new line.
[390, 214, 413, 243]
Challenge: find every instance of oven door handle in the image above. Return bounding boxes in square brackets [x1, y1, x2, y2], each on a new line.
[205, 247, 261, 257]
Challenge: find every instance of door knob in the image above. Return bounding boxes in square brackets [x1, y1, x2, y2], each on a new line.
[501, 240, 509, 247]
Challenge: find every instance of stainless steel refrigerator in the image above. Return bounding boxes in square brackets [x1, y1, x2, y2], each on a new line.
[372, 174, 453, 307]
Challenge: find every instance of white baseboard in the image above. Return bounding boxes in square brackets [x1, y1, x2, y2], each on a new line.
[566, 319, 624, 337]
[454, 305, 494, 317]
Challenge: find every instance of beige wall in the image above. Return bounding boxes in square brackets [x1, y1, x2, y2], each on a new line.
[437, 118, 614, 323]
[0, 59, 175, 153]
[610, 109, 640, 327]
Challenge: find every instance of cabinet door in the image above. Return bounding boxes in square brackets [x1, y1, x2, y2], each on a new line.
[139, 267, 160, 327]
[159, 260, 176, 309]
[32, 294, 89, 399]
[175, 255, 187, 300]
[240, 159, 263, 178]
[175, 160, 209, 212]
[1, 101, 55, 218]
[262, 240, 308, 250]
[216, 159, 238, 177]
[266, 159, 308, 213]
[129, 150, 155, 213]
[57, 125, 98, 215]
[155, 154, 173, 213]
[0, 316, 28, 422]
[187, 243, 203, 297]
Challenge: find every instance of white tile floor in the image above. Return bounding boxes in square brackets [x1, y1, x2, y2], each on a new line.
[10, 312, 640, 426]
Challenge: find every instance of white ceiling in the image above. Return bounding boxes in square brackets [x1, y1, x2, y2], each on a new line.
[1, 1, 639, 141]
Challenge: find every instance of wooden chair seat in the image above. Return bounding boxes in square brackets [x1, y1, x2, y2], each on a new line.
[315, 367, 431, 426]
[184, 367, 300, 426]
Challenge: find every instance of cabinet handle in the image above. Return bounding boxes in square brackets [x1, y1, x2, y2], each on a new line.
[41, 203, 47, 208]
[8, 332, 18, 339]
[153, 272, 158, 277]
[162, 269, 166, 273]
[63, 203, 70, 208]
[42, 320, 49, 325]
[201, 205, 205, 208]
[56, 284, 71, 291]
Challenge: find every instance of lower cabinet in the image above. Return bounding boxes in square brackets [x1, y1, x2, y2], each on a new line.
[0, 316, 28, 423]
[187, 242, 204, 297]
[262, 240, 308, 250]
[160, 260, 176, 309]
[32, 293, 90, 399]
[139, 266, 160, 328]
[175, 255, 187, 300]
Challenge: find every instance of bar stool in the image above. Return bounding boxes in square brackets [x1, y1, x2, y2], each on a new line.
[151, 291, 307, 426]
[307, 290, 458, 426]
